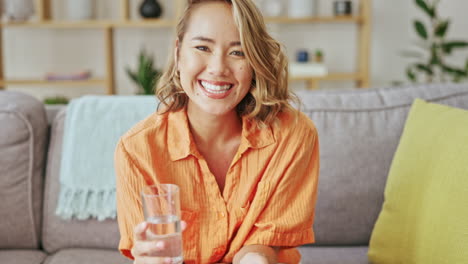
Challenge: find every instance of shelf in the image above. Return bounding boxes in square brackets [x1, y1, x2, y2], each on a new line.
[265, 16, 363, 24]
[0, 19, 175, 29]
[0, 79, 107, 86]
[114, 19, 176, 28]
[0, 16, 362, 29]
[290, 72, 361, 81]
[1, 21, 112, 28]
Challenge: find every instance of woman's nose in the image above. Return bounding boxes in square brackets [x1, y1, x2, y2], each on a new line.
[207, 54, 229, 76]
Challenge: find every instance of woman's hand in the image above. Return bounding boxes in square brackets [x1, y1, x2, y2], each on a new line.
[131, 221, 187, 264]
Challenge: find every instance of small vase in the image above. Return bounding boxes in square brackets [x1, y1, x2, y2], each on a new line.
[66, 0, 94, 21]
[289, 0, 317, 18]
[334, 0, 352, 16]
[3, 0, 35, 22]
[139, 0, 163, 19]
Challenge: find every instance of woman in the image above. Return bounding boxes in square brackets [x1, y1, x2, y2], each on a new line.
[114, 0, 319, 263]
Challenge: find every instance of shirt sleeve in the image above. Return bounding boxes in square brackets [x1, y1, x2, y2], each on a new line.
[244, 121, 320, 248]
[114, 140, 146, 260]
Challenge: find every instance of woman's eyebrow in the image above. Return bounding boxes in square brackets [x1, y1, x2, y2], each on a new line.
[191, 36, 241, 47]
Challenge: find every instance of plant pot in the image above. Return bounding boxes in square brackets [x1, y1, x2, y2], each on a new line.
[139, 0, 163, 19]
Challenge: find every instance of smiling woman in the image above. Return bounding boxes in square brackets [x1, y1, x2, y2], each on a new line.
[114, 1, 320, 264]
[157, 0, 296, 125]
[175, 1, 253, 117]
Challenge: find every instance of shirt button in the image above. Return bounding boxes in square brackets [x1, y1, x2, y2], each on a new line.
[217, 212, 226, 219]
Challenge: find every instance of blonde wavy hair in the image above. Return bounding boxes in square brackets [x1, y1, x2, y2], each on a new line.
[156, 0, 299, 125]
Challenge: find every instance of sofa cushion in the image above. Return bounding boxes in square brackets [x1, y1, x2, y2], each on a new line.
[0, 91, 47, 248]
[368, 99, 468, 263]
[42, 109, 121, 253]
[43, 248, 132, 264]
[298, 246, 369, 264]
[0, 250, 47, 264]
[295, 83, 468, 245]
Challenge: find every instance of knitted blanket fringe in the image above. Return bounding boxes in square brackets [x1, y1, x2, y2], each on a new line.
[56, 187, 116, 221]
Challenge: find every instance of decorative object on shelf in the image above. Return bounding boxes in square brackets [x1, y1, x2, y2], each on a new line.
[290, 49, 328, 77]
[139, 0, 163, 19]
[3, 0, 35, 22]
[402, 0, 468, 84]
[126, 49, 162, 95]
[66, 0, 94, 20]
[257, 0, 283, 17]
[333, 0, 352, 16]
[296, 50, 309, 63]
[315, 49, 324, 63]
[45, 70, 92, 81]
[288, 0, 317, 18]
[44, 96, 70, 105]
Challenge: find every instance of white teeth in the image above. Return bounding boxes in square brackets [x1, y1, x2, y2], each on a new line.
[201, 81, 232, 93]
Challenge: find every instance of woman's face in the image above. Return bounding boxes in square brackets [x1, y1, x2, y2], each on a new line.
[176, 2, 253, 117]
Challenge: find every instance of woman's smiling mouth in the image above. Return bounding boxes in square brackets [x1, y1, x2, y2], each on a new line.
[198, 80, 234, 99]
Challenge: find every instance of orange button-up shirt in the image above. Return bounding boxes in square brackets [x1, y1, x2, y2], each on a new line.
[114, 107, 319, 264]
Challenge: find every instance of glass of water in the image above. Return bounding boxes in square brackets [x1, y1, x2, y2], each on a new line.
[141, 184, 183, 264]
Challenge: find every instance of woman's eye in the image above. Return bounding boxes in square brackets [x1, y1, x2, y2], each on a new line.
[230, 50, 245, 57]
[195, 46, 209, 51]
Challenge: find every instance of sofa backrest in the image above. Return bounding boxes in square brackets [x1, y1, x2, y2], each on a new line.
[296, 83, 468, 246]
[0, 91, 47, 249]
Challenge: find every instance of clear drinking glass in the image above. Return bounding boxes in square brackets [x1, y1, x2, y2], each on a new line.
[141, 184, 183, 264]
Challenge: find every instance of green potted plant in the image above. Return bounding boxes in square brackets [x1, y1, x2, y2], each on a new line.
[315, 49, 324, 63]
[126, 49, 162, 95]
[44, 95, 69, 105]
[403, 0, 468, 83]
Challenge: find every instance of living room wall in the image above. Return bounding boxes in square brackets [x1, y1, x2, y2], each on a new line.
[3, 0, 468, 100]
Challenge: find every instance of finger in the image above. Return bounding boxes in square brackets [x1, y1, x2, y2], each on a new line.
[181, 221, 187, 231]
[134, 222, 148, 241]
[131, 240, 166, 257]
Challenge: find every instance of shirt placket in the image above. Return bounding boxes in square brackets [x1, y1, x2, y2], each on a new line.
[197, 158, 229, 263]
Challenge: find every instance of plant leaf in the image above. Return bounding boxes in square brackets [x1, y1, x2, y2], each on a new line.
[125, 68, 139, 84]
[442, 41, 468, 54]
[128, 48, 161, 94]
[415, 0, 435, 18]
[416, 63, 433, 75]
[406, 66, 417, 82]
[414, 20, 428, 40]
[441, 64, 466, 76]
[435, 20, 449, 38]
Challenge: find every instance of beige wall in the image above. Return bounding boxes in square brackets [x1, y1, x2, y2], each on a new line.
[3, 0, 468, 100]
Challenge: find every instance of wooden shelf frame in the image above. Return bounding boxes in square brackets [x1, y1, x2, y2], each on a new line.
[0, 0, 371, 92]
[1, 19, 176, 29]
[0, 78, 107, 86]
[290, 72, 364, 90]
[265, 15, 363, 24]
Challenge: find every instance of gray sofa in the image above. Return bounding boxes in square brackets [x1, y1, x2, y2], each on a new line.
[1, 83, 468, 264]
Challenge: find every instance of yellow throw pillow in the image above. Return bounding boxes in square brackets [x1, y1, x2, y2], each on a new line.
[368, 99, 468, 264]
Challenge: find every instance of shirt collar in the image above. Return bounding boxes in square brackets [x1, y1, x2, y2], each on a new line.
[167, 108, 275, 161]
[167, 108, 199, 161]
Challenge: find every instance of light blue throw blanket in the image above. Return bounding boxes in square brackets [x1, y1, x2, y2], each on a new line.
[56, 95, 157, 221]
